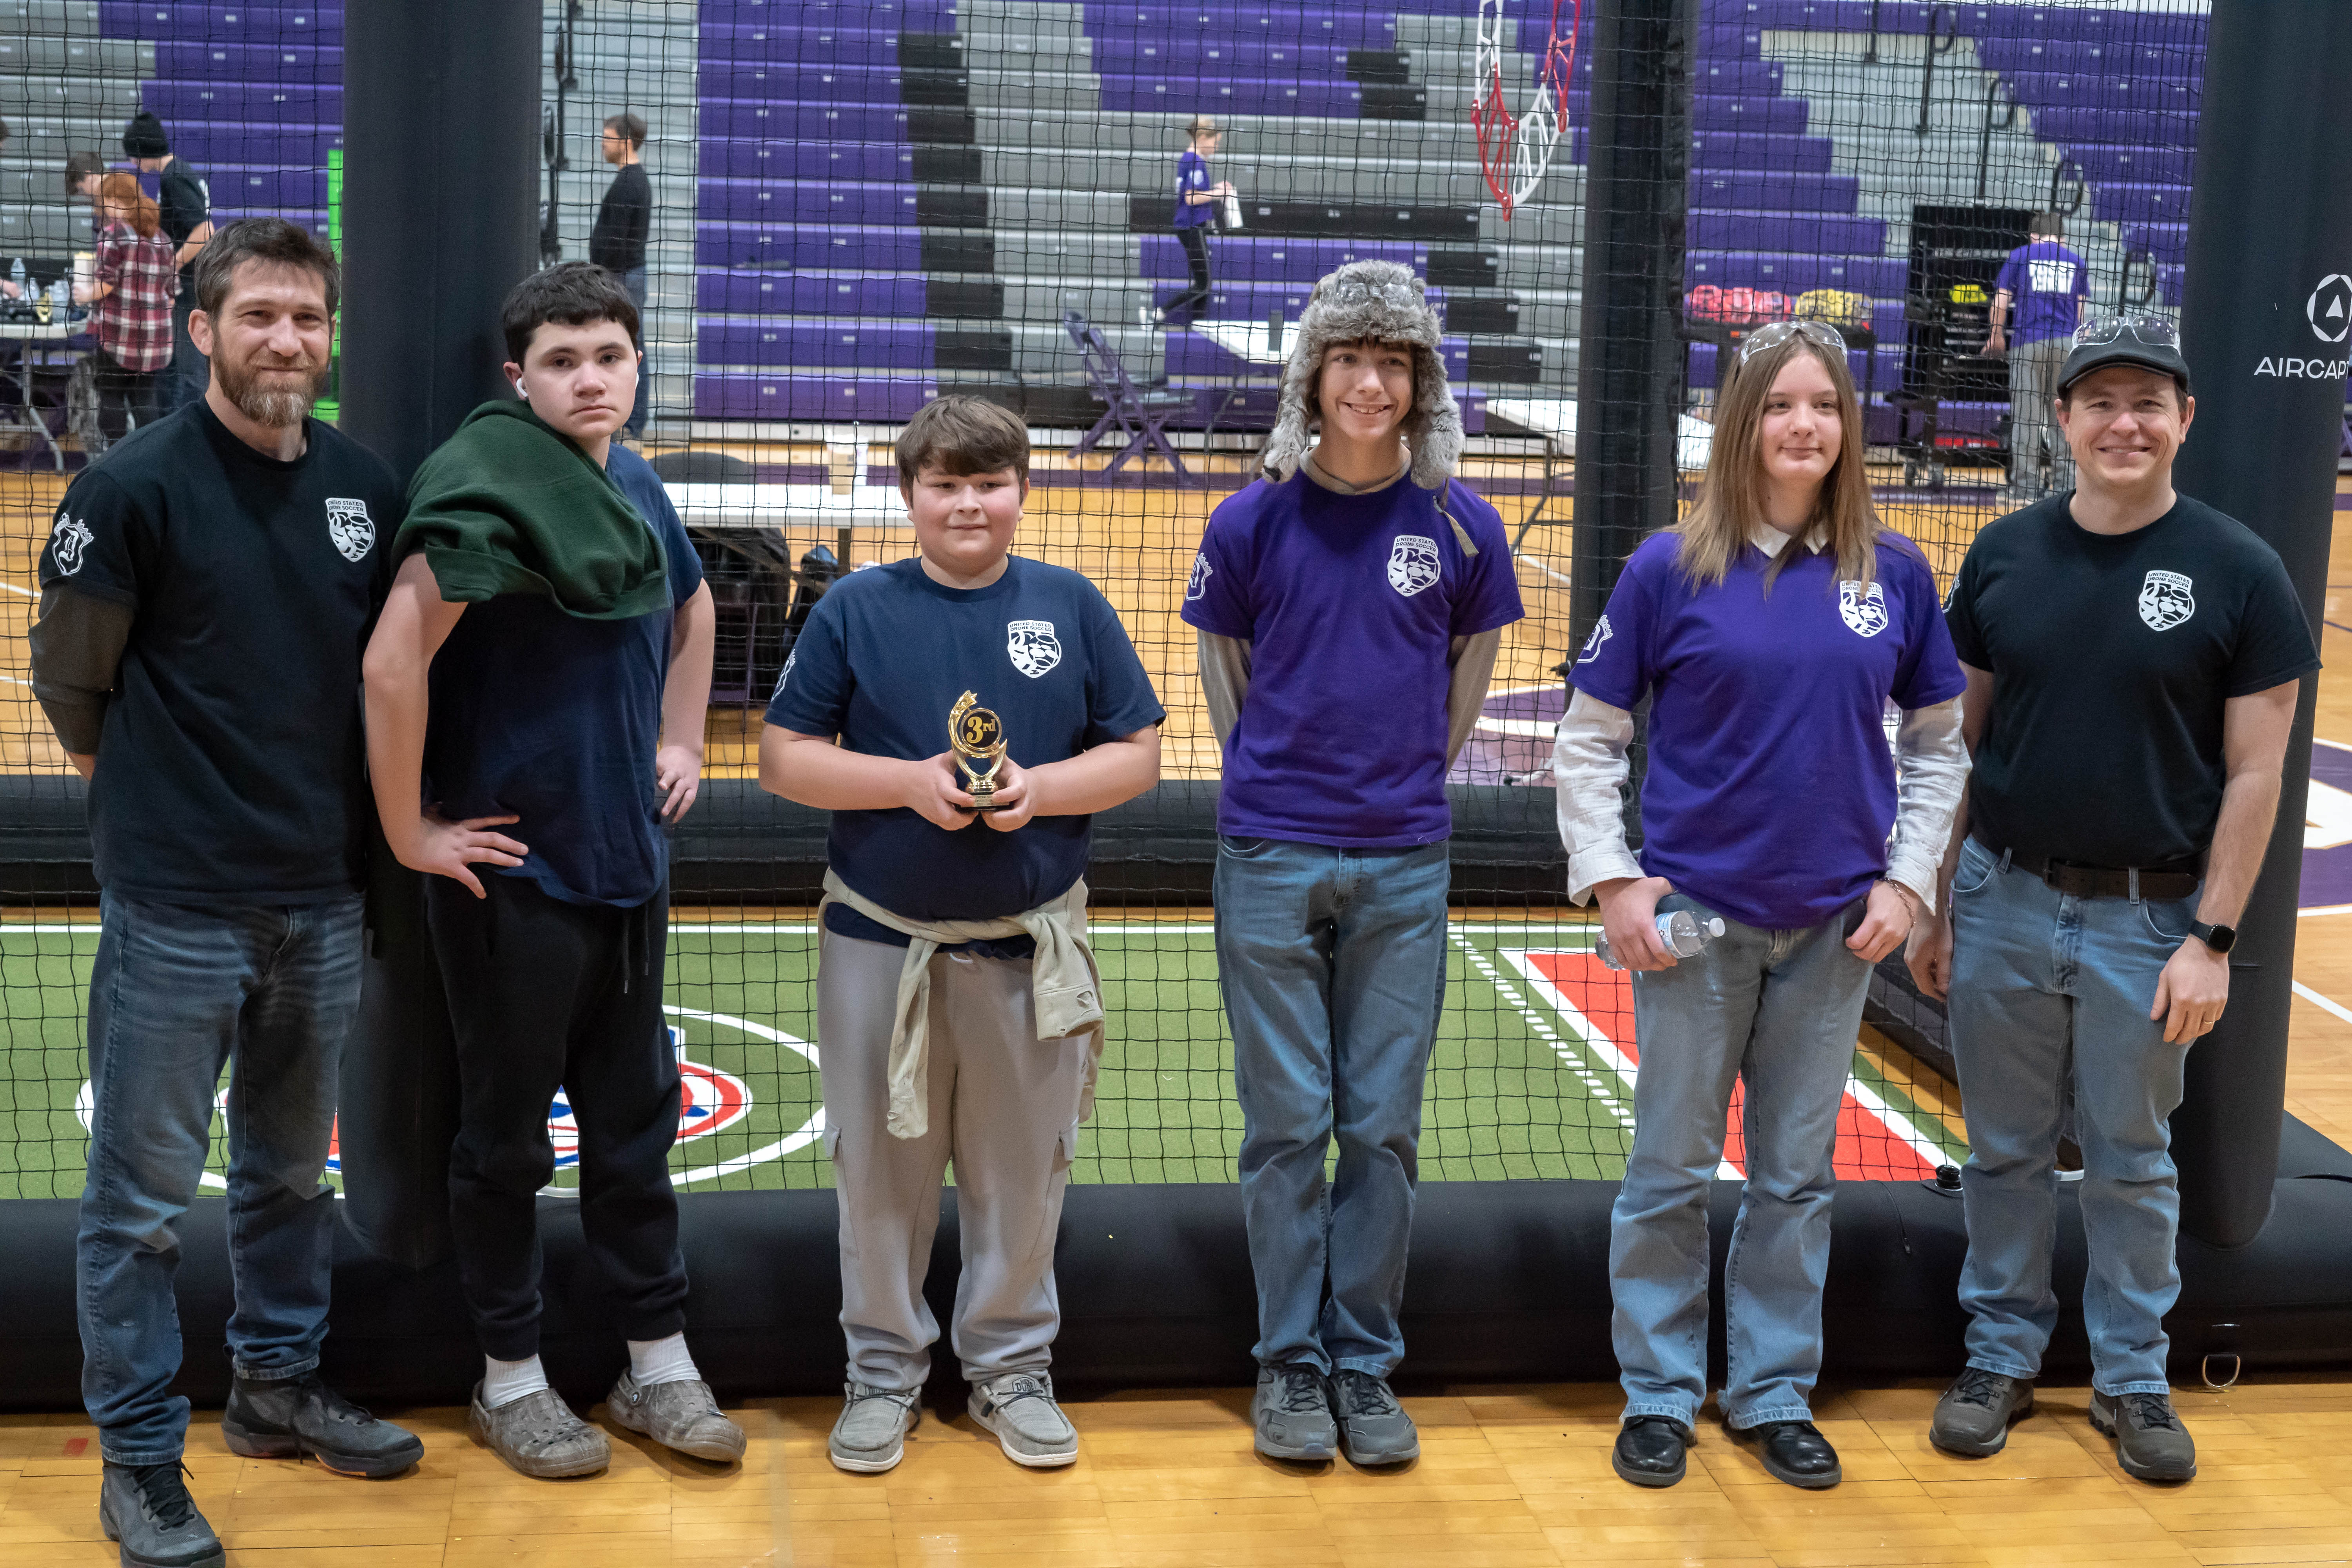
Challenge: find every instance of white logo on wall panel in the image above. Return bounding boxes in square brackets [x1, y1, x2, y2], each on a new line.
[1007, 619, 1062, 677]
[1839, 580, 1888, 638]
[49, 513, 92, 575]
[1576, 613, 1613, 665]
[1388, 534, 1440, 597]
[1186, 552, 1212, 602]
[325, 498, 375, 562]
[2311, 275, 2352, 344]
[2140, 569, 2195, 632]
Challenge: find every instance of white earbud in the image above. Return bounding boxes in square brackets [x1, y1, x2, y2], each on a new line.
[513, 380, 528, 399]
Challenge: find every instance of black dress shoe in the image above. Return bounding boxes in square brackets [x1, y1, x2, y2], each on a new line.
[1748, 1419, 1841, 1489]
[1612, 1416, 1693, 1488]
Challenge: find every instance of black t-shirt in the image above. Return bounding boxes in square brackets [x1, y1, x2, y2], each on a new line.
[1945, 491, 2320, 867]
[156, 159, 207, 294]
[765, 555, 1164, 927]
[589, 162, 650, 275]
[38, 402, 401, 901]
[421, 443, 704, 909]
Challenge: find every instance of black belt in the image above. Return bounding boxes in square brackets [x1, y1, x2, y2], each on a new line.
[1978, 839, 2201, 901]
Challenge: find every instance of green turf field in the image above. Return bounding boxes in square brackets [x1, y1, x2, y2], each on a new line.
[0, 921, 1968, 1200]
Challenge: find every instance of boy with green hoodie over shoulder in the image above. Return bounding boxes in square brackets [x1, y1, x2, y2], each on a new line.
[362, 263, 742, 1480]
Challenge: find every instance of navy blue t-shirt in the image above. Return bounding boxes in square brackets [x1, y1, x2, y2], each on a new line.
[421, 442, 704, 907]
[766, 555, 1163, 943]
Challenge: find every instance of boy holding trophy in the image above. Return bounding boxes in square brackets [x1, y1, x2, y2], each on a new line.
[760, 395, 1163, 1474]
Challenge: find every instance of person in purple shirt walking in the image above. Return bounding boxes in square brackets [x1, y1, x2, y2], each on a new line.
[1985, 213, 2091, 497]
[1555, 321, 1969, 1491]
[1183, 261, 1523, 1467]
[1156, 115, 1232, 328]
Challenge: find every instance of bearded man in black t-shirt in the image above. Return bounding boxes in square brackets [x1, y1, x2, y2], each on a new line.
[31, 220, 424, 1568]
[1906, 320, 2319, 1483]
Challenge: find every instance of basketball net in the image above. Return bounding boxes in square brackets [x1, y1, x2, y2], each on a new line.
[1471, 0, 1582, 220]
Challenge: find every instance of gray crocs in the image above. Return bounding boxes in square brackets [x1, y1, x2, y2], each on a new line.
[469, 1382, 610, 1479]
[830, 1381, 920, 1474]
[606, 1371, 747, 1463]
[967, 1370, 1079, 1468]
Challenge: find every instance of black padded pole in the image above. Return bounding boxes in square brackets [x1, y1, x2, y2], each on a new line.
[2168, 0, 2352, 1248]
[339, 0, 541, 479]
[1569, 0, 1694, 650]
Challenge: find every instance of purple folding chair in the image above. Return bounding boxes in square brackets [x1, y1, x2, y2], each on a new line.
[1063, 308, 1196, 483]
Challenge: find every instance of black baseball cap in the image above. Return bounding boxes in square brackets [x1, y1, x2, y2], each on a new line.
[2057, 314, 2191, 397]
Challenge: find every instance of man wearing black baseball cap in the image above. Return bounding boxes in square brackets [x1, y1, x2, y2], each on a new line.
[1907, 316, 2318, 1482]
[122, 111, 211, 413]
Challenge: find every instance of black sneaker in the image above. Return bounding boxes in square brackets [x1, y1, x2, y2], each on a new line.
[221, 1370, 425, 1478]
[1929, 1368, 2035, 1457]
[2088, 1390, 2197, 1482]
[99, 1461, 222, 1568]
[1251, 1362, 1337, 1462]
[1328, 1370, 1419, 1466]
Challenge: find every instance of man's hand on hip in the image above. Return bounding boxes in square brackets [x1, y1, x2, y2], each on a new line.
[2151, 937, 2230, 1044]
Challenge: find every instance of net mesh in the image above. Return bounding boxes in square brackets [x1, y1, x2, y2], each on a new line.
[0, 0, 2214, 1200]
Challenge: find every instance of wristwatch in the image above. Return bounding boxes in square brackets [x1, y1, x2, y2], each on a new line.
[2189, 920, 2238, 955]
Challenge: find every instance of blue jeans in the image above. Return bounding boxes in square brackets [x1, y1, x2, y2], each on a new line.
[1946, 837, 2192, 1395]
[167, 290, 205, 412]
[77, 893, 363, 1464]
[620, 266, 649, 434]
[1611, 893, 1870, 1430]
[1215, 836, 1450, 1377]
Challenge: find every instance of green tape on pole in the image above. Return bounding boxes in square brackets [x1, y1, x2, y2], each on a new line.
[318, 147, 343, 422]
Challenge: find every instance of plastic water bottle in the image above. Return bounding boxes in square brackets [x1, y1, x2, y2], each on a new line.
[1597, 911, 1727, 971]
[49, 277, 69, 309]
[8, 258, 24, 297]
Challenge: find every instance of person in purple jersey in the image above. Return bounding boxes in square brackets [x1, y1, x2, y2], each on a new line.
[1156, 114, 1232, 328]
[1554, 320, 1969, 1492]
[1183, 261, 1524, 1467]
[1985, 212, 2091, 497]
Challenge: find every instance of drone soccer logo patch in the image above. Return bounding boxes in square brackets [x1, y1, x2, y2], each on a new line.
[2138, 570, 2195, 632]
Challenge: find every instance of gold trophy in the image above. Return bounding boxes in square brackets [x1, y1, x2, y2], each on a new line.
[947, 690, 1009, 812]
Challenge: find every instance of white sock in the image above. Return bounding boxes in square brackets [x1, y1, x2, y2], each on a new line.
[628, 1332, 701, 1388]
[482, 1353, 550, 1410]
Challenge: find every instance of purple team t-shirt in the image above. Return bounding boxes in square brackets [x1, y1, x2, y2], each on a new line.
[1173, 148, 1213, 229]
[1993, 240, 2089, 346]
[1570, 529, 1966, 930]
[1183, 471, 1524, 847]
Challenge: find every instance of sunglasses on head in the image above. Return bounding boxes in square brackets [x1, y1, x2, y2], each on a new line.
[1736, 318, 1848, 364]
[2073, 314, 2179, 349]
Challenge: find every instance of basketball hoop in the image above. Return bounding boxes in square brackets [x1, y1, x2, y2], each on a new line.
[1471, 0, 1582, 220]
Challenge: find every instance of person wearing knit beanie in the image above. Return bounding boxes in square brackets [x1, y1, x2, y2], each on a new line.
[120, 110, 168, 160]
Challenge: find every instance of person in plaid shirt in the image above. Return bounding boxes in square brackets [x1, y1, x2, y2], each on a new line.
[73, 171, 177, 445]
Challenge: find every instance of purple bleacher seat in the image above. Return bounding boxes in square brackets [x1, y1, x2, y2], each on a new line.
[142, 82, 341, 123]
[1689, 131, 1834, 175]
[209, 167, 328, 209]
[1153, 279, 1443, 321]
[1688, 340, 1901, 392]
[1694, 59, 1784, 95]
[1083, 5, 1400, 49]
[1093, 37, 1360, 76]
[699, 102, 911, 142]
[2000, 72, 2198, 115]
[2063, 145, 2194, 186]
[700, 62, 928, 102]
[1141, 234, 1426, 284]
[704, 0, 954, 26]
[154, 41, 341, 76]
[1562, 90, 1809, 136]
[694, 375, 939, 423]
[212, 209, 324, 236]
[1101, 76, 1367, 116]
[701, 140, 914, 182]
[1687, 250, 1905, 298]
[699, 26, 904, 67]
[1976, 5, 2203, 47]
[1688, 211, 1885, 256]
[697, 271, 929, 319]
[2030, 107, 2196, 149]
[695, 223, 927, 272]
[101, 3, 343, 45]
[699, 321, 943, 372]
[1167, 332, 1471, 382]
[154, 126, 340, 166]
[1692, 171, 1860, 214]
[1698, 24, 1764, 60]
[2123, 222, 2188, 268]
[701, 180, 922, 228]
[2088, 181, 2190, 228]
[1975, 36, 2202, 80]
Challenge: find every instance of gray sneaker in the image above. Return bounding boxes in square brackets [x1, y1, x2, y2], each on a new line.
[829, 1382, 920, 1474]
[2089, 1390, 2197, 1482]
[605, 1371, 747, 1463]
[967, 1371, 1080, 1468]
[1929, 1368, 2035, 1457]
[1252, 1362, 1337, 1462]
[1329, 1369, 1419, 1466]
[98, 1462, 222, 1568]
[469, 1382, 611, 1479]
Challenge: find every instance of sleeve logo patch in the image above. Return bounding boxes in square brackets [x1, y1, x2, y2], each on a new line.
[1576, 613, 1613, 664]
[1186, 552, 1212, 602]
[771, 649, 796, 701]
[325, 498, 376, 563]
[1007, 618, 1062, 678]
[1839, 580, 1889, 637]
[2138, 569, 2194, 632]
[49, 513, 92, 575]
[1388, 534, 1441, 596]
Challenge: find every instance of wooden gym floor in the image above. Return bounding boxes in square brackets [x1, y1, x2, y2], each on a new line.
[7, 456, 2352, 1564]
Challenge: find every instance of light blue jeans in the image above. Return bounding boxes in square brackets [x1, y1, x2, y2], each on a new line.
[1946, 836, 2192, 1395]
[77, 893, 363, 1464]
[1612, 891, 1871, 1430]
[620, 265, 650, 434]
[1215, 835, 1450, 1378]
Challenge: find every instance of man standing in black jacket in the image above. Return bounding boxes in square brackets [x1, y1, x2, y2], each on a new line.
[590, 112, 651, 436]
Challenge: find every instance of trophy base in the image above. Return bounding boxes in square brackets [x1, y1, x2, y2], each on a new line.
[965, 791, 1007, 813]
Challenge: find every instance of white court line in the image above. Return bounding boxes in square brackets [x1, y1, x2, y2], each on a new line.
[1458, 937, 1637, 1132]
[1517, 553, 1573, 589]
[0, 581, 34, 598]
[2293, 980, 2352, 1028]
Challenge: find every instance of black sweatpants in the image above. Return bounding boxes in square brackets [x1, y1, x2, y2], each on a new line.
[1166, 224, 1213, 322]
[425, 872, 686, 1361]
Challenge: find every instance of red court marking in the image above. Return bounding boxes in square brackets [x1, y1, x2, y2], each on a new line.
[1521, 950, 1937, 1181]
[63, 1437, 86, 1455]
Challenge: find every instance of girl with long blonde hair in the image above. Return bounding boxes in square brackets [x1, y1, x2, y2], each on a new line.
[1553, 323, 1971, 1491]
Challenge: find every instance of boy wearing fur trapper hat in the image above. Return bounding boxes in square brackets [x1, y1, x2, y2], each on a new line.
[1182, 260, 1523, 1465]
